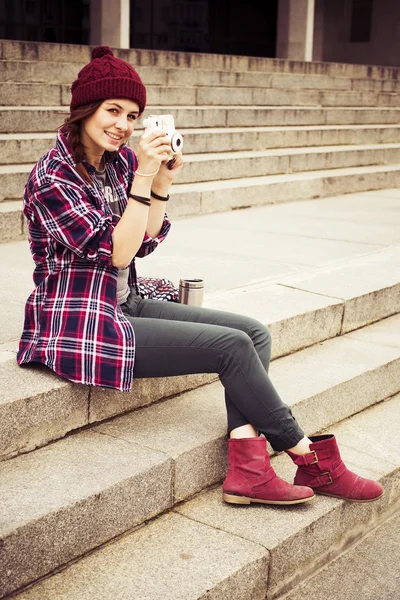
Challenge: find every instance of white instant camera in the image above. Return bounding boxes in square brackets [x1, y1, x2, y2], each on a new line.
[142, 114, 183, 155]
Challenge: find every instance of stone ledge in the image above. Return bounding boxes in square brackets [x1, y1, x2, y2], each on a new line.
[1, 318, 399, 593]
[0, 431, 173, 597]
[10, 512, 268, 600]
[3, 82, 400, 108]
[1, 276, 399, 462]
[7, 394, 400, 600]
[2, 125, 400, 165]
[3, 106, 400, 135]
[280, 246, 400, 332]
[3, 145, 400, 200]
[2, 165, 400, 233]
[2, 39, 400, 79]
[0, 360, 89, 461]
[4, 61, 400, 94]
[283, 510, 400, 600]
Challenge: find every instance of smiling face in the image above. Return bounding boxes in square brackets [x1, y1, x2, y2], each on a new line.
[80, 98, 140, 165]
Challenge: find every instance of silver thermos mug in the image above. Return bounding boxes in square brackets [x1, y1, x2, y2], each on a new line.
[179, 278, 204, 306]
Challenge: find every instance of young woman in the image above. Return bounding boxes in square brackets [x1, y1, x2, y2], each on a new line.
[18, 46, 382, 505]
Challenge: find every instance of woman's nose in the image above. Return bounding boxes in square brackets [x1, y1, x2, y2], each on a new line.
[115, 117, 128, 131]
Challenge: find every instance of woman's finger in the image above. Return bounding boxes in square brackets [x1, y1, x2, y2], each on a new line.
[151, 139, 172, 151]
[167, 154, 184, 170]
[137, 142, 171, 164]
[140, 130, 168, 144]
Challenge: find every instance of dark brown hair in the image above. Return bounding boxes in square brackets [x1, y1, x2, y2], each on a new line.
[61, 101, 103, 184]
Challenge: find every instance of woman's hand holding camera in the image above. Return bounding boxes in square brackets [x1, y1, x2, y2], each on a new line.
[136, 130, 173, 177]
[136, 129, 183, 198]
[153, 152, 183, 189]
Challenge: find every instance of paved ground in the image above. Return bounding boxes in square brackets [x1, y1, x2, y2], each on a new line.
[141, 188, 400, 295]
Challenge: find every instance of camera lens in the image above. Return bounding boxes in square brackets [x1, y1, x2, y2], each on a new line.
[170, 132, 183, 154]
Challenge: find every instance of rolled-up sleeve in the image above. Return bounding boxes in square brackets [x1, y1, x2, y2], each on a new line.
[30, 181, 115, 264]
[136, 213, 171, 258]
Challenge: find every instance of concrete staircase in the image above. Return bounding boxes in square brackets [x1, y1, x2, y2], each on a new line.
[0, 40, 399, 599]
[2, 39, 400, 242]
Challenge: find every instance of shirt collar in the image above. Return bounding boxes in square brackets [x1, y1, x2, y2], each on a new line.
[56, 128, 76, 169]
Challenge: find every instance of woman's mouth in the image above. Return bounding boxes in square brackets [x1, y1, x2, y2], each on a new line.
[105, 131, 123, 143]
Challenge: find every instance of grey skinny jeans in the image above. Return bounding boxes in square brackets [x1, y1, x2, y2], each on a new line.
[121, 291, 304, 451]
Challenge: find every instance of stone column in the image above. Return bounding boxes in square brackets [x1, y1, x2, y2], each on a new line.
[90, 0, 130, 49]
[276, 0, 316, 61]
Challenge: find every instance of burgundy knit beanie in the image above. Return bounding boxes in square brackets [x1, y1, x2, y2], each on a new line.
[70, 46, 146, 114]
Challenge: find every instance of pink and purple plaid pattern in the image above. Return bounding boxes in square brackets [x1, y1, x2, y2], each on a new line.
[17, 130, 170, 391]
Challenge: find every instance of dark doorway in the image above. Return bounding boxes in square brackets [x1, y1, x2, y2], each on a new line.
[130, 0, 279, 57]
[0, 0, 90, 44]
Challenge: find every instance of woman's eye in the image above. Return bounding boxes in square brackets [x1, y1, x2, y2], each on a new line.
[128, 114, 137, 121]
[108, 108, 118, 114]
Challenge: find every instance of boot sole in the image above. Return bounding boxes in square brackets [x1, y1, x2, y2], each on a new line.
[223, 492, 315, 505]
[315, 490, 384, 503]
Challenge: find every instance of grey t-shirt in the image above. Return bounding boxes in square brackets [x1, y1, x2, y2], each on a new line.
[95, 167, 130, 305]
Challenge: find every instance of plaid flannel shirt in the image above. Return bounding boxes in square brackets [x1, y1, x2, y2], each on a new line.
[17, 130, 171, 391]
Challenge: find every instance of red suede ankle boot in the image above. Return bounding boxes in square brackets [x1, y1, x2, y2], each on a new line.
[286, 435, 383, 502]
[222, 437, 314, 505]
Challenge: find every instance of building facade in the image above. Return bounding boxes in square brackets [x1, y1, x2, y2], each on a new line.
[0, 0, 399, 66]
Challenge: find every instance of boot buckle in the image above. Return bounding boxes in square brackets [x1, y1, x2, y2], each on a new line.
[309, 450, 319, 464]
[320, 471, 333, 485]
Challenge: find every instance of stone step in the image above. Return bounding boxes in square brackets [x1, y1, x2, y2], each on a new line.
[165, 70, 400, 93]
[179, 144, 400, 185]
[196, 87, 400, 109]
[0, 165, 31, 201]
[2, 82, 400, 108]
[1, 221, 399, 463]
[0, 348, 214, 463]
[145, 124, 400, 154]
[2, 164, 400, 241]
[5, 391, 400, 599]
[168, 164, 400, 217]
[3, 144, 400, 199]
[0, 202, 25, 243]
[3, 60, 400, 94]
[3, 125, 400, 165]
[282, 511, 400, 600]
[2, 39, 400, 80]
[3, 105, 400, 134]
[0, 132, 55, 165]
[0, 59, 87, 84]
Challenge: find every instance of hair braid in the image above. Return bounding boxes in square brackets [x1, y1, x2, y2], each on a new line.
[60, 101, 103, 183]
[67, 121, 86, 165]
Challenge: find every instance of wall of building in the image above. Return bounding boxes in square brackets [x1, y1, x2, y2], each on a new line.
[0, 0, 89, 43]
[129, 0, 278, 57]
[312, 0, 324, 61]
[322, 0, 400, 66]
[1, 0, 399, 68]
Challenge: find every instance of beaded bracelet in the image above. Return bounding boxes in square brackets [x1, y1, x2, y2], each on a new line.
[151, 190, 170, 202]
[128, 193, 151, 206]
